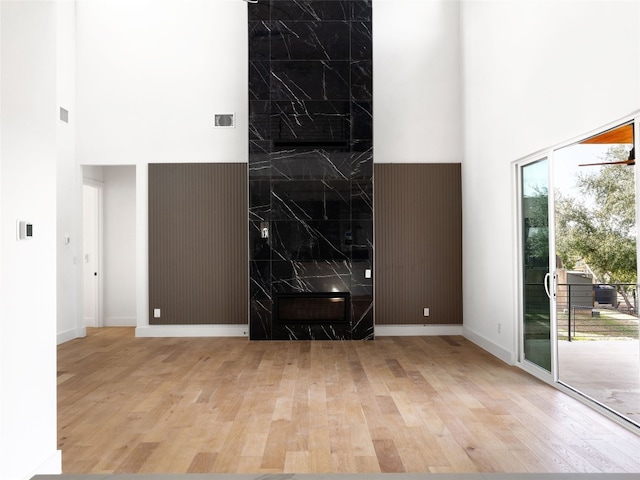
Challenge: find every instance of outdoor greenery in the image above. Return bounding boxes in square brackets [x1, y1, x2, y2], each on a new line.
[524, 186, 549, 266]
[557, 308, 639, 340]
[555, 145, 637, 284]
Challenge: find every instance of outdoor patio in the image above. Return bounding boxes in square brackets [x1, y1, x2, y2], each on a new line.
[557, 339, 640, 425]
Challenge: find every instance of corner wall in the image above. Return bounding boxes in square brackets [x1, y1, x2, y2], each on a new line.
[1, 1, 61, 477]
[57, 0, 82, 345]
[460, 0, 640, 363]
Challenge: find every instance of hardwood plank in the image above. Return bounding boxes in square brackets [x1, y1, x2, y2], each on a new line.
[57, 328, 640, 474]
[259, 419, 289, 470]
[186, 452, 217, 473]
[284, 451, 310, 472]
[116, 442, 160, 473]
[372, 438, 405, 473]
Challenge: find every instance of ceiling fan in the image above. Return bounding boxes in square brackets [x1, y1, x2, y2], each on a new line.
[578, 123, 635, 167]
[578, 146, 635, 167]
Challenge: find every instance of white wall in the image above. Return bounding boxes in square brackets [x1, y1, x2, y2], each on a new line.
[373, 0, 462, 163]
[460, 0, 640, 362]
[56, 0, 83, 345]
[76, 0, 248, 165]
[103, 166, 136, 326]
[0, 1, 61, 478]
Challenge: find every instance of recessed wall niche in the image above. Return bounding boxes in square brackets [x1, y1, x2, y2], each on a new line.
[248, 0, 373, 340]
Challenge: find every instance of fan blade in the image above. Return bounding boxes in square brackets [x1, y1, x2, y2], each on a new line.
[578, 159, 635, 167]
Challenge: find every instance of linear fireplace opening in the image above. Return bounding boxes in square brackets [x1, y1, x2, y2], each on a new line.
[275, 292, 350, 325]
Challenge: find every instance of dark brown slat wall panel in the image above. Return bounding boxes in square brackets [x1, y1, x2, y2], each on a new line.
[374, 163, 462, 325]
[149, 163, 248, 325]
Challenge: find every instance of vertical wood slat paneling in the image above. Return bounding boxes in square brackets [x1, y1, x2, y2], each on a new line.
[374, 164, 462, 325]
[149, 163, 248, 325]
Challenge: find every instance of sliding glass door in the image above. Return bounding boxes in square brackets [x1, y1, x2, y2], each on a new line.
[518, 118, 640, 427]
[521, 158, 553, 373]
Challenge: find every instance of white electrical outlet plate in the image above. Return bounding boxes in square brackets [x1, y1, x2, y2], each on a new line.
[423, 307, 429, 316]
[365, 269, 372, 279]
[154, 308, 161, 318]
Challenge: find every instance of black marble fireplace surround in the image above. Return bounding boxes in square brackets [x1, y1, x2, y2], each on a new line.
[248, 0, 373, 340]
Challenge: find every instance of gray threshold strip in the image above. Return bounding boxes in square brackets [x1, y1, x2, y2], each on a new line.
[31, 474, 640, 480]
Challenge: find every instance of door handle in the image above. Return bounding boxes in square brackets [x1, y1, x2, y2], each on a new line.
[544, 272, 551, 299]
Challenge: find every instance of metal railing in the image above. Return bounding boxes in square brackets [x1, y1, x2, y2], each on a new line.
[556, 283, 639, 341]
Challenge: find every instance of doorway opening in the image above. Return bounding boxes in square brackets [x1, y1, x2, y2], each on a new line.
[553, 123, 639, 425]
[81, 165, 137, 329]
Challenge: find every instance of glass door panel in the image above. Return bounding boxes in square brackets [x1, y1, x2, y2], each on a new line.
[553, 123, 639, 426]
[521, 158, 552, 372]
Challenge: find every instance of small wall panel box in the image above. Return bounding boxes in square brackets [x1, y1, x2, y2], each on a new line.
[214, 114, 235, 128]
[17, 221, 33, 240]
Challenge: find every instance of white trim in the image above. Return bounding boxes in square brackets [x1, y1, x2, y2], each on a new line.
[516, 357, 554, 384]
[96, 184, 104, 327]
[136, 163, 149, 329]
[82, 177, 104, 188]
[56, 327, 86, 345]
[26, 450, 62, 478]
[511, 160, 525, 365]
[375, 324, 463, 336]
[136, 324, 249, 338]
[548, 149, 560, 383]
[463, 327, 515, 365]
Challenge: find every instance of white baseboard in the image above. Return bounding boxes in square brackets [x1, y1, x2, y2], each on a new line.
[104, 316, 136, 327]
[375, 324, 464, 336]
[136, 324, 249, 338]
[26, 449, 61, 478]
[463, 327, 515, 365]
[56, 327, 86, 345]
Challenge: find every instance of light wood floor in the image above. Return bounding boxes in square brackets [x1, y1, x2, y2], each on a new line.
[58, 328, 640, 474]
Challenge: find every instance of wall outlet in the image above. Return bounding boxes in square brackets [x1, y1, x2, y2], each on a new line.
[423, 307, 429, 317]
[154, 308, 161, 318]
[498, 323, 501, 334]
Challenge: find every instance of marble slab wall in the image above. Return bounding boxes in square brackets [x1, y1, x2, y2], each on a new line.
[248, 0, 373, 340]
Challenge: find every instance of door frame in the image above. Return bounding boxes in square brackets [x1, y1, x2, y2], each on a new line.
[514, 152, 558, 384]
[82, 179, 104, 328]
